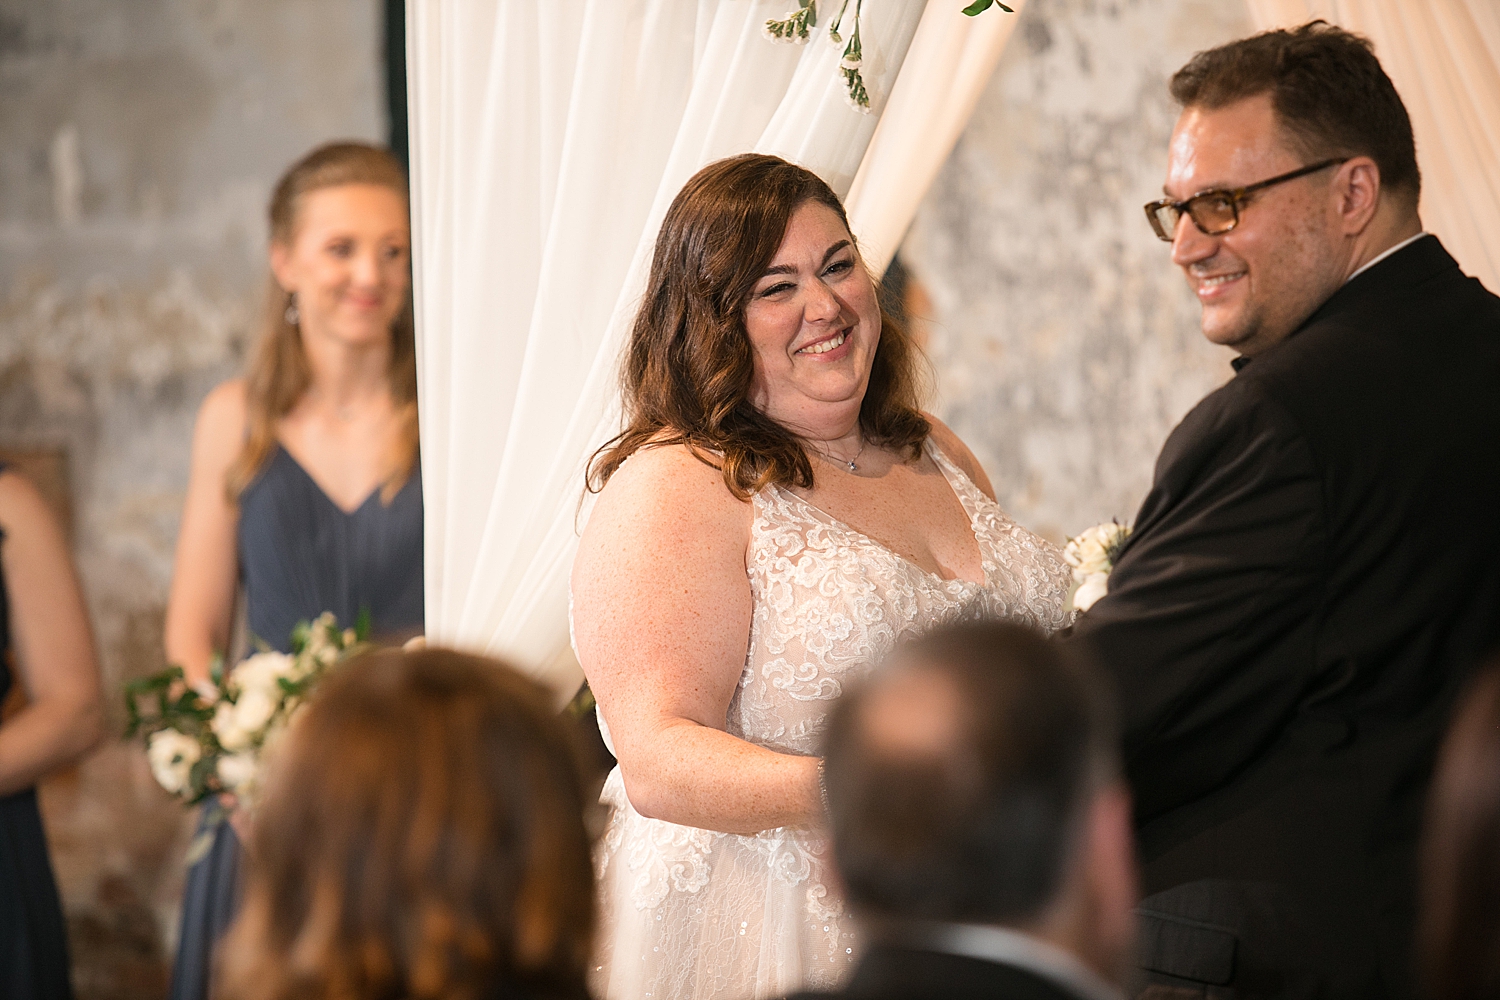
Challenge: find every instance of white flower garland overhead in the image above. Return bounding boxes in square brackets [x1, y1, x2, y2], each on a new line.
[764, 0, 1012, 112]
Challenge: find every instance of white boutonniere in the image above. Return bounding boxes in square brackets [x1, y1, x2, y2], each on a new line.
[1063, 521, 1132, 613]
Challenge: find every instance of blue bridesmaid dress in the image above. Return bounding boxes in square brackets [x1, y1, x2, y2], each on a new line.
[168, 446, 424, 1000]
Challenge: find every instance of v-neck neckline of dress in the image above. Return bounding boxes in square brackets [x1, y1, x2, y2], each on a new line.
[774, 440, 990, 589]
[274, 446, 386, 517]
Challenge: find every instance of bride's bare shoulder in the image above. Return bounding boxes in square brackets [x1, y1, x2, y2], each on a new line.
[922, 412, 997, 501]
[586, 441, 749, 538]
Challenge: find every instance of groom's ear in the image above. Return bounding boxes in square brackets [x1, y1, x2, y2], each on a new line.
[1081, 781, 1139, 982]
[1333, 157, 1382, 236]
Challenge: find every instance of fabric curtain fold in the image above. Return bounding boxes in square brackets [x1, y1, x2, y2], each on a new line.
[845, 0, 1026, 273]
[1245, 0, 1500, 293]
[409, 0, 1019, 702]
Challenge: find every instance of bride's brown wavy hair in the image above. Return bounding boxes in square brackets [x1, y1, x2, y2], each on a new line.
[587, 154, 929, 499]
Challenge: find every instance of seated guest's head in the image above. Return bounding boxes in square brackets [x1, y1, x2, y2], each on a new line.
[1420, 660, 1500, 1000]
[821, 620, 1136, 988]
[220, 648, 594, 1000]
[1148, 22, 1422, 357]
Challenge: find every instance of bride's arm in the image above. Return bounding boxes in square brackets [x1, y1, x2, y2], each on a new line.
[572, 444, 822, 835]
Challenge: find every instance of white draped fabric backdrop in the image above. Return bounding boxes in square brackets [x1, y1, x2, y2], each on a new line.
[409, 0, 1500, 703]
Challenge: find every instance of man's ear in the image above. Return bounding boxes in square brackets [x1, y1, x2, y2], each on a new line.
[1335, 156, 1382, 236]
[1080, 779, 1134, 959]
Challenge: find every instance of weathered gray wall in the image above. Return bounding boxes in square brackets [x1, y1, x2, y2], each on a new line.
[904, 0, 1253, 543]
[0, 1, 383, 995]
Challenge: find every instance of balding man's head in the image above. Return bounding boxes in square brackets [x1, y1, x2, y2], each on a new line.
[822, 620, 1119, 927]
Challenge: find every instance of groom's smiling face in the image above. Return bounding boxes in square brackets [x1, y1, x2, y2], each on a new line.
[1164, 93, 1348, 357]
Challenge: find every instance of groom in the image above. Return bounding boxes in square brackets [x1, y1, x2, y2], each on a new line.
[1072, 23, 1500, 1000]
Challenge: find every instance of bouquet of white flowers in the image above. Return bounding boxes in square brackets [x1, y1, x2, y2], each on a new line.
[127, 612, 366, 813]
[1063, 521, 1132, 613]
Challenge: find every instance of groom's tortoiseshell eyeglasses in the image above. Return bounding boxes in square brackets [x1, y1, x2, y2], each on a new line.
[1144, 158, 1348, 242]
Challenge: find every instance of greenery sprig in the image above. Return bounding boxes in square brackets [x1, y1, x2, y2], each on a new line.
[766, 1, 1017, 114]
[961, 0, 1015, 13]
[830, 0, 868, 111]
[764, 0, 818, 42]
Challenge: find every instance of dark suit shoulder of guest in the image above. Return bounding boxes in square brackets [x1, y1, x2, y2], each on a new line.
[784, 945, 1093, 1000]
[1071, 235, 1500, 996]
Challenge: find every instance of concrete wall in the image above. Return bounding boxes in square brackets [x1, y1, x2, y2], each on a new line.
[904, 0, 1253, 543]
[0, 1, 383, 995]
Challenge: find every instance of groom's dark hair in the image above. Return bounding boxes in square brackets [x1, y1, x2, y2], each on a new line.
[1171, 20, 1420, 208]
[821, 621, 1118, 924]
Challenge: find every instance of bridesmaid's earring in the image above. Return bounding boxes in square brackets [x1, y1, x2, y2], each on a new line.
[284, 292, 299, 326]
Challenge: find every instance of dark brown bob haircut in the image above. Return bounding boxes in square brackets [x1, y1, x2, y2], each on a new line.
[219, 648, 594, 1000]
[1171, 21, 1420, 207]
[588, 153, 929, 500]
[1419, 659, 1500, 1000]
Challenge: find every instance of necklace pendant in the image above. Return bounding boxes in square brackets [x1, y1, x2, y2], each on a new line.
[848, 459, 857, 473]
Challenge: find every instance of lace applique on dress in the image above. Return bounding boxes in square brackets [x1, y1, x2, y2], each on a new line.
[587, 441, 1072, 1000]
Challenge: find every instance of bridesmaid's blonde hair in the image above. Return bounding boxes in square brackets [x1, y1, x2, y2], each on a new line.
[226, 142, 419, 503]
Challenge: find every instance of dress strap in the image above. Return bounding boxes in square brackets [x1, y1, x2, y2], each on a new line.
[924, 438, 982, 504]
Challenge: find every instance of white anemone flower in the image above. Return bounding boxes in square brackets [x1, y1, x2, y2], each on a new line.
[216, 751, 260, 795]
[147, 730, 202, 795]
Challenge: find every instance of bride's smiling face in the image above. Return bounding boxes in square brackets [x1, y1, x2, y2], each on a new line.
[743, 201, 881, 428]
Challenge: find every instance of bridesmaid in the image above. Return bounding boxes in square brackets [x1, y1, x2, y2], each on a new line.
[0, 465, 105, 1000]
[162, 142, 424, 1000]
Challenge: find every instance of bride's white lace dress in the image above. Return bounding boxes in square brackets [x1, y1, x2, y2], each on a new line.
[586, 441, 1073, 1000]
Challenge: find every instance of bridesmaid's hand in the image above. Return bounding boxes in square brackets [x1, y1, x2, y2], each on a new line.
[221, 792, 253, 849]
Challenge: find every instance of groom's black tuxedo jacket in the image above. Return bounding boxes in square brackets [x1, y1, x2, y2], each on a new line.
[1072, 236, 1500, 998]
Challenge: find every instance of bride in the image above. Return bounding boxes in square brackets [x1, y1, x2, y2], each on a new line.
[571, 153, 1072, 1000]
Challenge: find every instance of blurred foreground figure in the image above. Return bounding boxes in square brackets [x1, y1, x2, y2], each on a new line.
[219, 647, 594, 1000]
[0, 465, 105, 1000]
[788, 620, 1135, 1000]
[1072, 23, 1500, 998]
[1420, 661, 1500, 1000]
